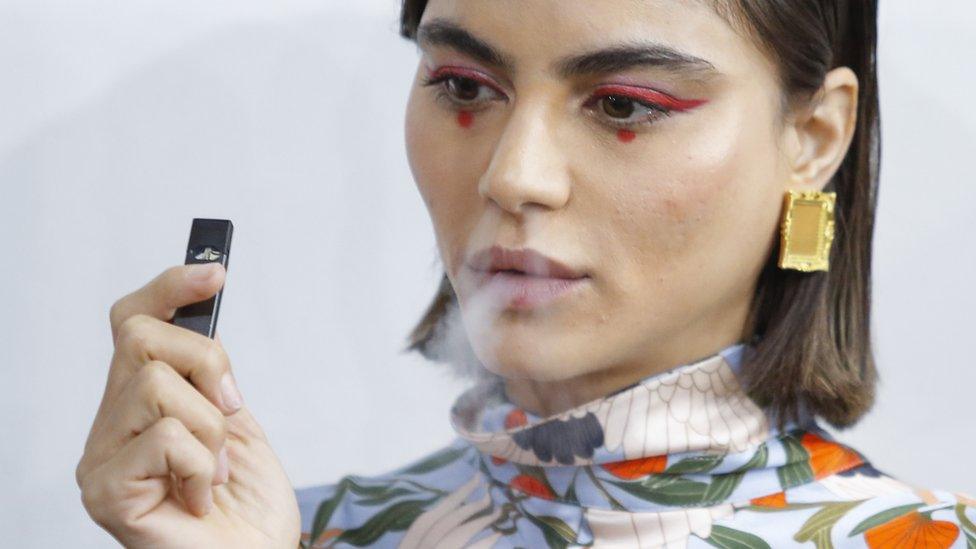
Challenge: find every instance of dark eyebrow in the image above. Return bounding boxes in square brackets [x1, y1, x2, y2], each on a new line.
[554, 42, 719, 80]
[416, 18, 517, 71]
[416, 18, 720, 80]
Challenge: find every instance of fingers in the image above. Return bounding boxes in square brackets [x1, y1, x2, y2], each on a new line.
[106, 313, 243, 415]
[109, 263, 226, 345]
[79, 263, 242, 532]
[80, 417, 218, 531]
[81, 361, 230, 483]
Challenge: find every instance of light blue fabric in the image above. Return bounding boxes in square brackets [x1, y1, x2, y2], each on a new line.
[295, 343, 976, 548]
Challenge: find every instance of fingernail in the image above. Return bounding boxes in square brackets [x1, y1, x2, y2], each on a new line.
[216, 446, 229, 484]
[220, 373, 243, 412]
[187, 263, 218, 281]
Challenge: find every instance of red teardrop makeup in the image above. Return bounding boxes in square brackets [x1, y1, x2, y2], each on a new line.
[589, 84, 709, 144]
[423, 66, 504, 131]
[617, 130, 636, 142]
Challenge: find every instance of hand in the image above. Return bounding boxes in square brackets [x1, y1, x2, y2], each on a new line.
[76, 263, 300, 548]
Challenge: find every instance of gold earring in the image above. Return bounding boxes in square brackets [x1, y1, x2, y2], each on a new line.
[778, 190, 836, 272]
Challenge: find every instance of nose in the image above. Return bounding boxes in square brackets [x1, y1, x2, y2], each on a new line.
[478, 99, 572, 216]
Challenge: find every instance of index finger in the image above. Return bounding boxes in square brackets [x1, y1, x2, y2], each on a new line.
[109, 263, 226, 344]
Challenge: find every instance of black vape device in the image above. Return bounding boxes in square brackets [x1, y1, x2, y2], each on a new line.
[171, 218, 233, 339]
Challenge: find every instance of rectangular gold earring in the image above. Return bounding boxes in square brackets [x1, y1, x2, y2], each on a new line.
[778, 190, 836, 272]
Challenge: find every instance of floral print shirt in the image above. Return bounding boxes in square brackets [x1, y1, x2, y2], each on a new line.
[296, 343, 976, 548]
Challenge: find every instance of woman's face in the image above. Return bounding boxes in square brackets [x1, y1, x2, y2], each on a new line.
[404, 0, 799, 387]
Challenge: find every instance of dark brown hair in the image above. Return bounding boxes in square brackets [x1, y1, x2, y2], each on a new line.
[398, 0, 881, 430]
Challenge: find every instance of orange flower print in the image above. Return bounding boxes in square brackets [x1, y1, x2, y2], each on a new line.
[750, 491, 788, 508]
[510, 474, 555, 500]
[800, 432, 864, 480]
[505, 408, 528, 429]
[864, 510, 959, 548]
[601, 455, 668, 480]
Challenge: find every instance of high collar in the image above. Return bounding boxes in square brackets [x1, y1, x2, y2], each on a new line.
[449, 342, 869, 515]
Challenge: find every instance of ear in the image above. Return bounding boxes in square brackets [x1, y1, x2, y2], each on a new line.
[784, 67, 859, 191]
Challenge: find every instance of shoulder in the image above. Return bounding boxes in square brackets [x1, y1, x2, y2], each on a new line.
[722, 463, 976, 547]
[295, 438, 482, 548]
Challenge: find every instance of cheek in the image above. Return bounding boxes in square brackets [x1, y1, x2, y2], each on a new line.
[405, 99, 487, 276]
[594, 107, 782, 289]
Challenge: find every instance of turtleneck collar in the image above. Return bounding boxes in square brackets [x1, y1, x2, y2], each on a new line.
[449, 341, 869, 516]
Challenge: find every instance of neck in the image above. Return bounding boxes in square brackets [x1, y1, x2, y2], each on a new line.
[502, 319, 755, 418]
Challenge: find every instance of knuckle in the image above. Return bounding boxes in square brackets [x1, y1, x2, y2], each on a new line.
[135, 361, 172, 399]
[78, 473, 108, 521]
[118, 312, 151, 335]
[203, 341, 230, 376]
[116, 314, 155, 357]
[152, 416, 186, 445]
[199, 407, 229, 444]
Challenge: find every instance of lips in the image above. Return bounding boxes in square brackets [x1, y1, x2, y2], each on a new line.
[467, 245, 586, 280]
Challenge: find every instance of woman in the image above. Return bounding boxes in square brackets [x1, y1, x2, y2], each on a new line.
[76, 0, 976, 547]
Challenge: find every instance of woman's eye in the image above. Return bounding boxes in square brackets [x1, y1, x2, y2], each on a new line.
[587, 94, 673, 129]
[421, 70, 680, 131]
[445, 77, 482, 102]
[421, 73, 505, 108]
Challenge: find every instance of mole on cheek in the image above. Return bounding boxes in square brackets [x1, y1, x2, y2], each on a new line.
[617, 129, 636, 143]
[457, 111, 474, 128]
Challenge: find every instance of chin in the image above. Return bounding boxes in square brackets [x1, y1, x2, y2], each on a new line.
[467, 323, 594, 382]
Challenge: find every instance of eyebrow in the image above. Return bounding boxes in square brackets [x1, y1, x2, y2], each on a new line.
[416, 18, 720, 80]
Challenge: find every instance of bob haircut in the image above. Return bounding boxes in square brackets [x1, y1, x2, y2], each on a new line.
[399, 0, 881, 431]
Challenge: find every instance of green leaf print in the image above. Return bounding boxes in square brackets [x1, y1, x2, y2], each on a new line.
[345, 479, 402, 498]
[356, 486, 417, 506]
[609, 475, 709, 505]
[793, 500, 863, 549]
[563, 474, 581, 505]
[524, 514, 578, 549]
[461, 501, 497, 524]
[307, 479, 351, 548]
[539, 525, 569, 549]
[731, 443, 769, 473]
[847, 502, 925, 536]
[400, 446, 467, 475]
[665, 453, 725, 474]
[336, 497, 438, 546]
[702, 471, 746, 503]
[609, 471, 747, 506]
[777, 435, 814, 489]
[704, 525, 771, 549]
[965, 530, 976, 549]
[956, 503, 976, 536]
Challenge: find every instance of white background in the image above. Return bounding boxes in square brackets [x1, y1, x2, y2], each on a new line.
[1, 1, 973, 546]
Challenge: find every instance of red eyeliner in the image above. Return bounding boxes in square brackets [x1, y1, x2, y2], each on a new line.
[595, 84, 708, 111]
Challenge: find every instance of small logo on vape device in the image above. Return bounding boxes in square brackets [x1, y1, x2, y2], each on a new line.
[190, 246, 222, 261]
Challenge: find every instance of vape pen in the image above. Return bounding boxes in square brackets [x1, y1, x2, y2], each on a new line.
[171, 218, 233, 339]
